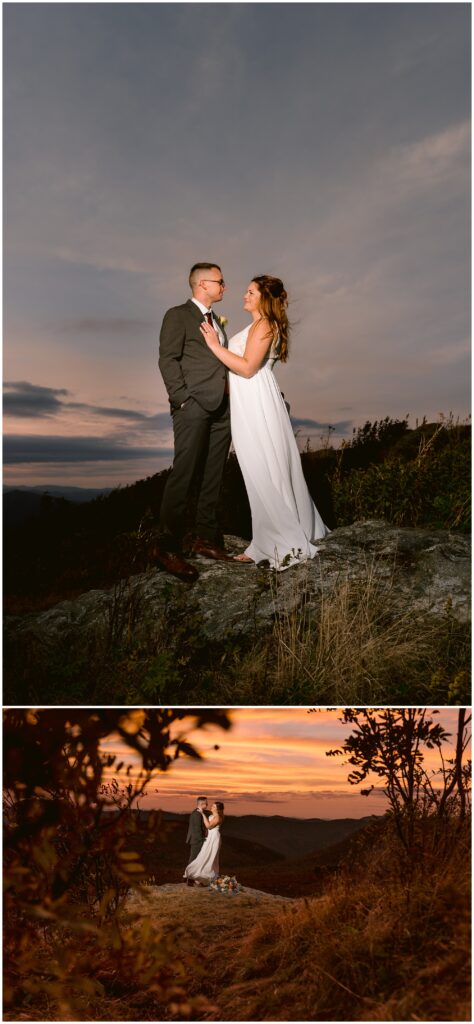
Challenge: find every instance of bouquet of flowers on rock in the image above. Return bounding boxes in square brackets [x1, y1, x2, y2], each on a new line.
[209, 875, 243, 894]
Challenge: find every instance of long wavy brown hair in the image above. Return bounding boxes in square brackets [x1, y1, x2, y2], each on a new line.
[214, 801, 225, 821]
[252, 275, 289, 362]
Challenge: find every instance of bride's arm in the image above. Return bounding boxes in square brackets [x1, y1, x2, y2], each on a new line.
[200, 320, 273, 378]
[197, 807, 209, 831]
[201, 812, 221, 830]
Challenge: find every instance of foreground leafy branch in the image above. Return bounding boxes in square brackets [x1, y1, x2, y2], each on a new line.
[323, 708, 471, 855]
[3, 707, 232, 1020]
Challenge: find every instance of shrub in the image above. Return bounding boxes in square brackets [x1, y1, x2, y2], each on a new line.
[331, 420, 470, 531]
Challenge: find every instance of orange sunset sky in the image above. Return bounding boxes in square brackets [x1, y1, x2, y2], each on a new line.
[100, 708, 467, 819]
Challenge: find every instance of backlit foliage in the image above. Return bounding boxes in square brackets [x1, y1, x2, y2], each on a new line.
[3, 708, 231, 1021]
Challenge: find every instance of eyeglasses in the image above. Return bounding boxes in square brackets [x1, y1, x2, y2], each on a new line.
[201, 278, 225, 287]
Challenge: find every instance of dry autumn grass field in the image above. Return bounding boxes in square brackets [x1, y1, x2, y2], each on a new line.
[5, 824, 470, 1022]
[124, 822, 470, 1023]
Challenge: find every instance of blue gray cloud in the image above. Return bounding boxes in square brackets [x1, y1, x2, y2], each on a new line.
[3, 382, 71, 418]
[291, 418, 353, 435]
[4, 435, 172, 464]
[4, 380, 171, 429]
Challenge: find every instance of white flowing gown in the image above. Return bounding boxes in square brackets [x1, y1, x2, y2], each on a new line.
[184, 824, 221, 882]
[228, 325, 330, 570]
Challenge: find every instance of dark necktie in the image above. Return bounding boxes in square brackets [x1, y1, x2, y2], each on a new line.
[205, 312, 229, 394]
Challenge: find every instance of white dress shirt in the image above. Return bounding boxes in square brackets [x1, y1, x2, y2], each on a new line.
[191, 297, 225, 345]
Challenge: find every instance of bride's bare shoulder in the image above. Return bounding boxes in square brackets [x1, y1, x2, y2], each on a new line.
[248, 317, 273, 344]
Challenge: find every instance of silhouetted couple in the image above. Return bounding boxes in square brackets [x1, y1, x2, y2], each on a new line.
[183, 796, 224, 886]
[157, 262, 329, 581]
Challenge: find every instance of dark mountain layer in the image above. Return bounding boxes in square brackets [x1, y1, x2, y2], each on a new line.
[236, 818, 386, 896]
[219, 813, 377, 858]
[4, 484, 112, 501]
[3, 486, 112, 526]
[131, 812, 380, 894]
[162, 812, 378, 858]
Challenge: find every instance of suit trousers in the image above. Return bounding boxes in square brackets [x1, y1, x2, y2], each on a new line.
[188, 838, 204, 864]
[159, 394, 231, 548]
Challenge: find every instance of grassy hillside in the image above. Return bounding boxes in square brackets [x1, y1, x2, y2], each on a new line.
[4, 818, 470, 1021]
[236, 824, 383, 898]
[221, 824, 471, 1022]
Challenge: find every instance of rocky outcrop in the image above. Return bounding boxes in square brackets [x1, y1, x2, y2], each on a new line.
[4, 521, 470, 688]
[125, 882, 292, 916]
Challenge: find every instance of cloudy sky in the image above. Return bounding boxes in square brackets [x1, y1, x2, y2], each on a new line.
[4, 3, 470, 488]
[100, 707, 466, 818]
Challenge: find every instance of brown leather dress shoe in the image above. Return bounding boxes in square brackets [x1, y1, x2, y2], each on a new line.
[153, 548, 199, 582]
[191, 537, 233, 561]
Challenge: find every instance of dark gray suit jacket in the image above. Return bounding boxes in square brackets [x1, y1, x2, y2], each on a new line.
[186, 807, 210, 844]
[159, 299, 228, 412]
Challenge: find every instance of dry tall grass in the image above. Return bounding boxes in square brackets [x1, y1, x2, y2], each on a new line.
[272, 557, 440, 702]
[209, 555, 469, 705]
[220, 823, 471, 1022]
[4, 823, 470, 1021]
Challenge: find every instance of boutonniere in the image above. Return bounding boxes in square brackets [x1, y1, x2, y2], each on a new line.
[217, 315, 228, 329]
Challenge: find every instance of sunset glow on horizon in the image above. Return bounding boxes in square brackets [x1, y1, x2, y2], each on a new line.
[99, 708, 467, 819]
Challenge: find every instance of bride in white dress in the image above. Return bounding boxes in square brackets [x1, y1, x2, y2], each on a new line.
[184, 802, 224, 884]
[201, 275, 329, 570]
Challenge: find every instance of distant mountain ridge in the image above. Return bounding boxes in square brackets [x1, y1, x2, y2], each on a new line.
[3, 483, 112, 500]
[160, 811, 379, 859]
[3, 486, 113, 526]
[132, 812, 383, 896]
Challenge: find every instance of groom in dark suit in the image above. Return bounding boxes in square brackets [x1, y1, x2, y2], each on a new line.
[156, 262, 232, 581]
[185, 796, 210, 884]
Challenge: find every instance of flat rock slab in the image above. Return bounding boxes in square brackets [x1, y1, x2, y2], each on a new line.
[4, 522, 470, 679]
[123, 882, 293, 938]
